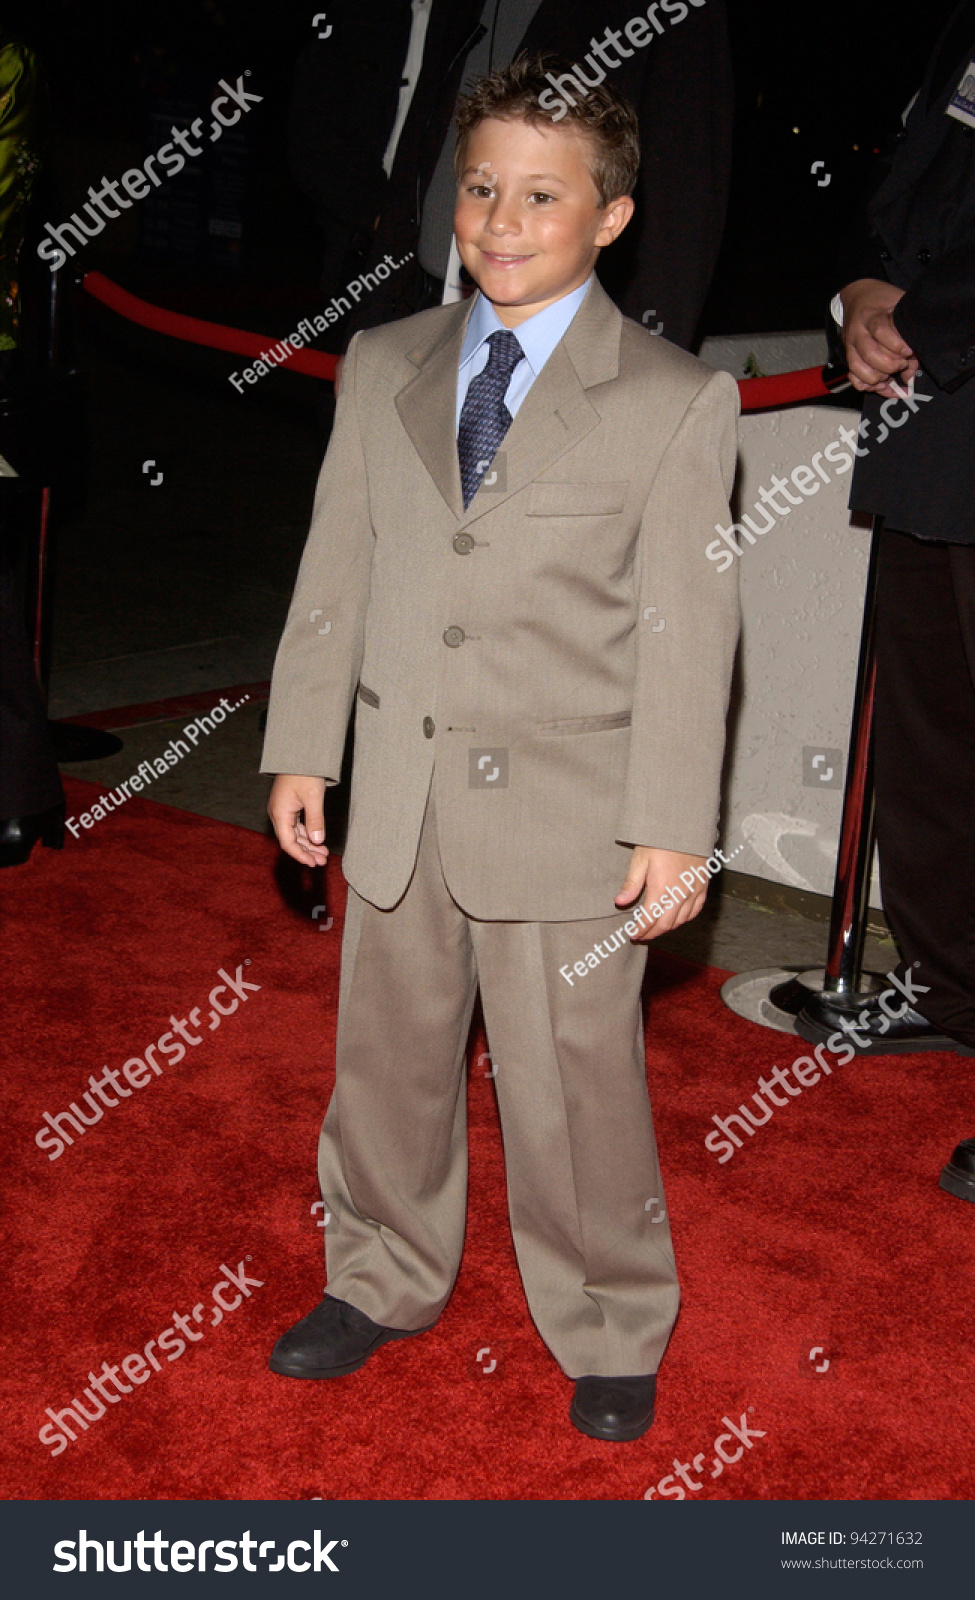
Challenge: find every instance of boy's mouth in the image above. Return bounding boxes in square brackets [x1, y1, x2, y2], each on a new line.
[479, 249, 534, 268]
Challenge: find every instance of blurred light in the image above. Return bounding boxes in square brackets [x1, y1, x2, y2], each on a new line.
[792, 126, 800, 133]
[853, 143, 859, 150]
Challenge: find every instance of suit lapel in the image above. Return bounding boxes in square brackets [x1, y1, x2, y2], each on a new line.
[460, 277, 622, 527]
[395, 302, 472, 518]
[395, 278, 622, 524]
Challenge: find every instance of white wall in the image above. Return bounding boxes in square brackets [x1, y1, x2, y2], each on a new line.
[698, 331, 881, 905]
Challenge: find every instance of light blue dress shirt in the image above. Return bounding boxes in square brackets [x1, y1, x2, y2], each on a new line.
[455, 278, 592, 433]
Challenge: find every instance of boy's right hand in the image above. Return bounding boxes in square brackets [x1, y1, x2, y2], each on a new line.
[268, 775, 328, 867]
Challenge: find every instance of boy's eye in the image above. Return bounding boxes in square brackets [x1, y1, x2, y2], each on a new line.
[528, 191, 556, 204]
[468, 184, 495, 198]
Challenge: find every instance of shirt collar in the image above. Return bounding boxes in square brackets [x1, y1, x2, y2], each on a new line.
[459, 277, 593, 376]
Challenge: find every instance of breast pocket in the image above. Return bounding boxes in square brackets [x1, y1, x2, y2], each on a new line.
[537, 711, 631, 736]
[526, 482, 628, 518]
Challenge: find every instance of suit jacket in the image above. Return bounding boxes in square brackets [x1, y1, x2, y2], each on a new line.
[287, 0, 415, 298]
[306, 0, 733, 353]
[261, 279, 740, 920]
[842, 1, 975, 540]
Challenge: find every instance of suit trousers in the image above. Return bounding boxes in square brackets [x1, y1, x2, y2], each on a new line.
[873, 526, 975, 1048]
[318, 793, 680, 1379]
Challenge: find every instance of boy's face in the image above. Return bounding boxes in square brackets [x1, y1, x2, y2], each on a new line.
[454, 116, 634, 328]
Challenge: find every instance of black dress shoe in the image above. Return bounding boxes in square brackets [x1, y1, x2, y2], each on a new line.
[940, 1137, 975, 1202]
[795, 990, 975, 1056]
[269, 1294, 435, 1379]
[570, 1374, 656, 1442]
[0, 802, 65, 868]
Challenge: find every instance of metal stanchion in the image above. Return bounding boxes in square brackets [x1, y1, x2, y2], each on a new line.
[720, 514, 886, 1034]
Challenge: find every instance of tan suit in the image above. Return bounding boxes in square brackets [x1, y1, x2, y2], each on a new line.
[262, 280, 739, 1376]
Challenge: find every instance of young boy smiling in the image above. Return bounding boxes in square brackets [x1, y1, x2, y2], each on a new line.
[261, 57, 739, 1441]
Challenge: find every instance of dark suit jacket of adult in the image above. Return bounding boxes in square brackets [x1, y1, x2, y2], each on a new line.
[288, 0, 415, 301]
[292, 0, 733, 353]
[843, 1, 975, 541]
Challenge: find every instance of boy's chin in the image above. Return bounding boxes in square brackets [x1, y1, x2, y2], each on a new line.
[478, 283, 534, 306]
[467, 270, 552, 308]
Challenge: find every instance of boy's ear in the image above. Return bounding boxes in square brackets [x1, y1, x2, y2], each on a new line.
[595, 194, 636, 249]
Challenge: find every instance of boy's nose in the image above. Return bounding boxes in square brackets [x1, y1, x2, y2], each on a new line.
[486, 204, 520, 235]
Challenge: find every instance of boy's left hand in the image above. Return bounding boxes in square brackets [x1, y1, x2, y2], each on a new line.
[616, 847, 710, 941]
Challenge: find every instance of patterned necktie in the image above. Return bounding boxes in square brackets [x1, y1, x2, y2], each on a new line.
[457, 329, 524, 509]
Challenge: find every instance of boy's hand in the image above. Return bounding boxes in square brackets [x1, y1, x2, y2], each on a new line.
[616, 846, 709, 941]
[268, 775, 328, 867]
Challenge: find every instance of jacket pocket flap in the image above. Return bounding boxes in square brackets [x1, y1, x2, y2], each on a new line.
[537, 711, 631, 736]
[527, 481, 627, 517]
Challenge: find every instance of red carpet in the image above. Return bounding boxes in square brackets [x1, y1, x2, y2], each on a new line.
[3, 777, 975, 1501]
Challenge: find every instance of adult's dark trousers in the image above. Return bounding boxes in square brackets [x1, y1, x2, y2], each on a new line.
[873, 524, 975, 1049]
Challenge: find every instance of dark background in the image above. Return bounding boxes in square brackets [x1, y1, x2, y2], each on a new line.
[8, 0, 963, 334]
[4, 0, 964, 791]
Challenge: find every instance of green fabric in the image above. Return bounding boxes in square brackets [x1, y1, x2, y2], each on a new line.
[0, 41, 42, 351]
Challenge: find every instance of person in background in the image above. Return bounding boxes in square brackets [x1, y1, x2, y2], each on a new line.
[289, 0, 733, 355]
[0, 25, 65, 868]
[287, 0, 417, 346]
[795, 1, 975, 1203]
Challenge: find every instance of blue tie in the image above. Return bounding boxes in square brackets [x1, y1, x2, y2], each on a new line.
[457, 329, 524, 509]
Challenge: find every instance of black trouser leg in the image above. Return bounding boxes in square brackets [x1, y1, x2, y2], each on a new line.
[873, 527, 975, 1049]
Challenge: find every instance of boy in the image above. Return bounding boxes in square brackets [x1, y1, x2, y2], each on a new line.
[261, 56, 739, 1442]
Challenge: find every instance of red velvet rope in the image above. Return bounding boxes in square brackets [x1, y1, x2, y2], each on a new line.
[736, 364, 830, 408]
[82, 271, 339, 380]
[82, 271, 830, 408]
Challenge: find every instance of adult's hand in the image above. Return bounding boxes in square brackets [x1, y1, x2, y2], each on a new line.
[268, 774, 328, 867]
[839, 278, 918, 397]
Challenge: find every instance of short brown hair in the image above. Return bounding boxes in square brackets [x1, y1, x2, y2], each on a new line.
[453, 52, 640, 207]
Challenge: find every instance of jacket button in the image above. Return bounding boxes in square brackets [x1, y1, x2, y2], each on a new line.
[422, 716, 435, 738]
[453, 533, 473, 555]
[916, 247, 931, 263]
[443, 626, 465, 647]
[879, 248, 891, 261]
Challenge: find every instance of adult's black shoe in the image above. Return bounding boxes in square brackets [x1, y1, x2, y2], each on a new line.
[269, 1294, 435, 1379]
[0, 801, 65, 868]
[795, 991, 975, 1057]
[570, 1374, 656, 1442]
[940, 1138, 975, 1202]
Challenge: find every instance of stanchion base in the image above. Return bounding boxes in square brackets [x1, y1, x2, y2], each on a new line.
[720, 966, 887, 1034]
[719, 968, 814, 1035]
[49, 720, 123, 762]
